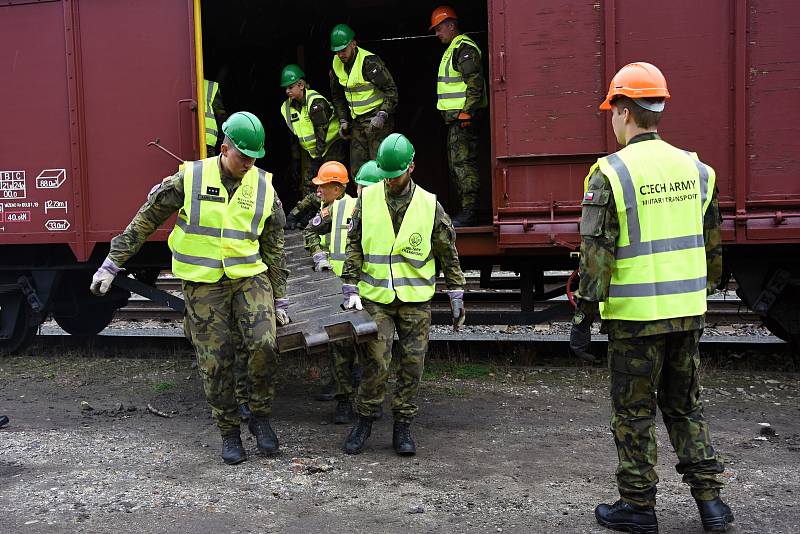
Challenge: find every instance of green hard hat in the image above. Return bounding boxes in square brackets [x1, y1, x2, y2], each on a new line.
[355, 160, 382, 186]
[375, 133, 415, 179]
[280, 64, 305, 87]
[222, 111, 266, 158]
[330, 23, 355, 52]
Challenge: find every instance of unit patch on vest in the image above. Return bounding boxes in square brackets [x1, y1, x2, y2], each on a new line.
[400, 232, 425, 257]
[291, 112, 299, 122]
[241, 184, 254, 199]
[206, 186, 220, 196]
[639, 179, 698, 206]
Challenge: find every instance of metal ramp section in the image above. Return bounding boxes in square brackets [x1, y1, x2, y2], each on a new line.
[276, 230, 377, 354]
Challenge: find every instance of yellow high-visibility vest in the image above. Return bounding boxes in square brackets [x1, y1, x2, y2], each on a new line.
[585, 139, 716, 321]
[436, 34, 485, 111]
[168, 158, 274, 283]
[332, 47, 384, 117]
[203, 79, 220, 147]
[280, 89, 339, 157]
[327, 194, 357, 276]
[358, 183, 437, 304]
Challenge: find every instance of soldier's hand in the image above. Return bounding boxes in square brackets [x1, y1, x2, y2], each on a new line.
[569, 310, 594, 362]
[342, 284, 363, 311]
[367, 110, 387, 133]
[312, 252, 332, 272]
[447, 290, 466, 332]
[457, 112, 472, 128]
[275, 298, 291, 326]
[338, 119, 351, 140]
[89, 258, 121, 296]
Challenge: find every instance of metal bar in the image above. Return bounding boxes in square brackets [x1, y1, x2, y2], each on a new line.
[733, 0, 749, 241]
[112, 275, 186, 313]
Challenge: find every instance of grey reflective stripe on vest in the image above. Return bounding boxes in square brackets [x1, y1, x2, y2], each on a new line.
[437, 92, 466, 100]
[329, 201, 349, 261]
[182, 162, 267, 241]
[284, 98, 318, 143]
[205, 81, 217, 136]
[349, 91, 383, 107]
[223, 253, 261, 267]
[173, 250, 223, 269]
[360, 270, 436, 289]
[608, 276, 707, 298]
[364, 252, 434, 269]
[439, 54, 462, 84]
[608, 153, 706, 260]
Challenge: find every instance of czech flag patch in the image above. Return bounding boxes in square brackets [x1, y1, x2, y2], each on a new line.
[583, 191, 594, 201]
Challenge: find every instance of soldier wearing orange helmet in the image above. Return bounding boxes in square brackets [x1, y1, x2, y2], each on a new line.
[303, 161, 361, 423]
[430, 5, 487, 226]
[571, 62, 732, 533]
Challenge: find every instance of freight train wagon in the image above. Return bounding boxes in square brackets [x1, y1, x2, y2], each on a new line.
[1, 0, 798, 353]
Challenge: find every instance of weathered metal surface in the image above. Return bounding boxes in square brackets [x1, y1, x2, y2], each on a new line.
[275, 231, 378, 354]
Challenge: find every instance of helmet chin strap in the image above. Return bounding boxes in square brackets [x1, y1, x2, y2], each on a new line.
[633, 98, 666, 112]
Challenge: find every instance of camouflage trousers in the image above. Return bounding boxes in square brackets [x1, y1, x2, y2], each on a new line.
[183, 318, 249, 405]
[357, 298, 430, 422]
[288, 139, 348, 220]
[446, 121, 480, 213]
[608, 329, 724, 507]
[331, 339, 360, 400]
[349, 112, 393, 178]
[183, 271, 279, 435]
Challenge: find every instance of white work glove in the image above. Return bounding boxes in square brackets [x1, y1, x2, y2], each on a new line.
[275, 298, 291, 326]
[89, 258, 121, 296]
[367, 110, 387, 132]
[338, 119, 351, 140]
[342, 284, 363, 311]
[312, 252, 332, 272]
[447, 290, 466, 332]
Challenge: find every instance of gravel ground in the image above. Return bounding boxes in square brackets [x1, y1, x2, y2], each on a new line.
[1, 353, 799, 533]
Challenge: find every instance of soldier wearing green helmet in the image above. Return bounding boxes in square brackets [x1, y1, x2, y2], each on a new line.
[279, 64, 347, 230]
[339, 133, 466, 457]
[90, 111, 291, 466]
[328, 23, 399, 178]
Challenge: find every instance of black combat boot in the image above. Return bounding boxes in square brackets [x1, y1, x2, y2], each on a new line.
[315, 380, 336, 402]
[595, 499, 658, 534]
[238, 403, 253, 421]
[392, 421, 416, 456]
[221, 431, 246, 465]
[248, 417, 279, 455]
[334, 400, 353, 424]
[696, 498, 734, 532]
[452, 208, 476, 227]
[343, 416, 372, 455]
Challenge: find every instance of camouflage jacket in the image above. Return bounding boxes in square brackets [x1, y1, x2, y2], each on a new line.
[302, 191, 347, 255]
[341, 180, 466, 291]
[288, 89, 336, 160]
[442, 39, 486, 123]
[575, 132, 723, 339]
[108, 158, 289, 298]
[329, 51, 398, 120]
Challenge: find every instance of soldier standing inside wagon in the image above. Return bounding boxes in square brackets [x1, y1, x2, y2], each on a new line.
[340, 133, 466, 456]
[329, 23, 398, 178]
[279, 64, 348, 230]
[569, 63, 733, 533]
[430, 6, 487, 227]
[202, 77, 228, 157]
[90, 112, 290, 466]
[303, 160, 384, 422]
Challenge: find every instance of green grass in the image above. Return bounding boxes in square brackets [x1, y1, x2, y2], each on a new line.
[152, 381, 176, 392]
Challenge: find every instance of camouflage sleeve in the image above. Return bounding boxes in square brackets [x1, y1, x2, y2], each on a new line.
[454, 42, 485, 116]
[107, 171, 185, 267]
[363, 55, 398, 115]
[704, 187, 723, 293]
[575, 167, 618, 316]
[341, 197, 364, 285]
[329, 68, 350, 121]
[433, 202, 465, 290]
[309, 98, 333, 159]
[259, 194, 289, 299]
[212, 87, 228, 126]
[303, 207, 333, 255]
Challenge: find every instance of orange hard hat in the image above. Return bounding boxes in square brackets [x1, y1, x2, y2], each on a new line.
[429, 6, 457, 30]
[312, 161, 349, 185]
[599, 62, 670, 111]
